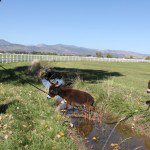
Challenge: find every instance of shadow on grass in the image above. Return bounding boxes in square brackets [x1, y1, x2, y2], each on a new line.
[53, 67, 123, 84]
[0, 65, 123, 85]
[0, 100, 18, 114]
[0, 65, 39, 85]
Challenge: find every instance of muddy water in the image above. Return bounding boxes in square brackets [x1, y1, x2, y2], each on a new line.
[65, 110, 150, 150]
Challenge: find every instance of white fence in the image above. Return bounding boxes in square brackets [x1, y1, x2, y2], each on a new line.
[0, 53, 150, 63]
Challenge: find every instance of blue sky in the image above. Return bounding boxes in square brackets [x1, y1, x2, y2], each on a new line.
[0, 0, 150, 54]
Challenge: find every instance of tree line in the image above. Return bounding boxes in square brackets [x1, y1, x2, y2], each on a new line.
[96, 51, 150, 59]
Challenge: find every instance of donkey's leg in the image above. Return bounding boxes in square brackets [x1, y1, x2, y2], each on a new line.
[66, 101, 69, 109]
[71, 102, 76, 109]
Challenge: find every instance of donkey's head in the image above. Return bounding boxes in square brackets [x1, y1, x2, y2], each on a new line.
[48, 81, 61, 97]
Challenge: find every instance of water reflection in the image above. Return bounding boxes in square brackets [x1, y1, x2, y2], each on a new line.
[65, 109, 150, 150]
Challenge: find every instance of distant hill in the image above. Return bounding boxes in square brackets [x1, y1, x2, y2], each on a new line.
[0, 39, 149, 58]
[101, 49, 147, 58]
[0, 39, 12, 45]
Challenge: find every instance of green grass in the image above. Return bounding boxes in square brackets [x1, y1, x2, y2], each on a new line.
[0, 61, 150, 149]
[0, 62, 78, 150]
[50, 61, 150, 135]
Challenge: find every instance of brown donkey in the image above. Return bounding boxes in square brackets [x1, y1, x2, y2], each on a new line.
[49, 82, 94, 110]
[147, 80, 150, 93]
[146, 80, 150, 110]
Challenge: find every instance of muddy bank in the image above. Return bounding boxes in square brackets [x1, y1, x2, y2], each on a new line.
[63, 109, 150, 150]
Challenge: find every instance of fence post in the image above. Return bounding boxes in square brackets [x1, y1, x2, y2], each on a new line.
[19, 54, 21, 62]
[32, 54, 33, 61]
[16, 54, 18, 62]
[12, 54, 14, 62]
[9, 54, 12, 62]
[20, 54, 22, 62]
[36, 55, 37, 61]
[2, 53, 4, 63]
[14, 54, 16, 62]
[27, 54, 29, 62]
[15, 54, 17, 62]
[6, 53, 8, 63]
[18, 54, 20, 62]
[23, 54, 25, 62]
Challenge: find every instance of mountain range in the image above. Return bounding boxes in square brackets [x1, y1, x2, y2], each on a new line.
[0, 39, 149, 58]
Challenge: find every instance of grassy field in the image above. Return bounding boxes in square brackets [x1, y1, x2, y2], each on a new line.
[0, 61, 150, 149]
[0, 62, 83, 150]
[51, 61, 150, 135]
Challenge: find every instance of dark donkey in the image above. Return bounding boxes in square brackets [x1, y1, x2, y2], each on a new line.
[49, 82, 94, 110]
[146, 80, 150, 110]
[147, 80, 150, 93]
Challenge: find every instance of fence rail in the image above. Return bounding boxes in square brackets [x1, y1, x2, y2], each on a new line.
[0, 53, 150, 63]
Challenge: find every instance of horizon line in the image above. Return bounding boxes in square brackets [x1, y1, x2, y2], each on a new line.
[0, 38, 149, 55]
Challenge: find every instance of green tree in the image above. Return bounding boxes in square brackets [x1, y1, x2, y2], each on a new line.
[145, 56, 150, 60]
[96, 52, 103, 57]
[129, 55, 134, 59]
[106, 53, 113, 58]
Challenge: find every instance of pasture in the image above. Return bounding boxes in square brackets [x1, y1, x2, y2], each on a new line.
[51, 61, 150, 134]
[0, 61, 150, 149]
[0, 62, 82, 150]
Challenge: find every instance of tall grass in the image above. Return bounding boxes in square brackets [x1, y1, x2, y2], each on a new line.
[73, 77, 150, 135]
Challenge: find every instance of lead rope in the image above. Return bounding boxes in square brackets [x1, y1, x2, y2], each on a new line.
[0, 65, 49, 95]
